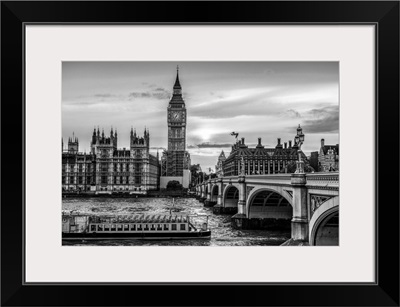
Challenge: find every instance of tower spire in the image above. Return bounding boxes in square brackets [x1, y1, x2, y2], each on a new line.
[174, 65, 181, 90]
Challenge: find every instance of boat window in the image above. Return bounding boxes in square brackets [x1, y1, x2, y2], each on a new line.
[91, 225, 96, 232]
[171, 224, 177, 231]
[157, 224, 162, 231]
[144, 224, 149, 231]
[163, 224, 169, 230]
[130, 224, 136, 231]
[104, 224, 110, 231]
[150, 224, 156, 231]
[117, 224, 123, 231]
[180, 224, 186, 231]
[138, 224, 142, 231]
[124, 224, 129, 231]
[97, 225, 103, 232]
[111, 225, 116, 231]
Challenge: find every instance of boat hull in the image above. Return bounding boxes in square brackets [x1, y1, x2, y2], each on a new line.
[62, 230, 211, 241]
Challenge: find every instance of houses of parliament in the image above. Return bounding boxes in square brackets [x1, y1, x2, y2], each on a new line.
[62, 68, 191, 194]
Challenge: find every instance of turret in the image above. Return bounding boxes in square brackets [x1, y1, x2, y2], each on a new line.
[67, 133, 79, 153]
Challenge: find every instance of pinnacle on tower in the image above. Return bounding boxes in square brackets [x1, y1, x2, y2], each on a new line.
[173, 65, 181, 89]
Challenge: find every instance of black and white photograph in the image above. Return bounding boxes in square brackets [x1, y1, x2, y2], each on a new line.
[62, 62, 339, 246]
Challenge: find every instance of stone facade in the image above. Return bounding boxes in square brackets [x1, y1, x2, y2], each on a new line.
[215, 150, 226, 177]
[318, 139, 339, 172]
[62, 128, 160, 193]
[222, 126, 308, 176]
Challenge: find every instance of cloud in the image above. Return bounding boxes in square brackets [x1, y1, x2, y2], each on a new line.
[128, 87, 170, 100]
[93, 93, 118, 98]
[301, 106, 339, 133]
[282, 109, 302, 118]
[195, 142, 233, 148]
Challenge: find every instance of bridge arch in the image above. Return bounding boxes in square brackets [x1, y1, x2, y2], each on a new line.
[210, 184, 218, 202]
[309, 197, 339, 246]
[246, 188, 293, 229]
[223, 184, 240, 208]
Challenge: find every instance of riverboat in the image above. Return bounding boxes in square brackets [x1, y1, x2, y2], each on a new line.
[62, 213, 211, 240]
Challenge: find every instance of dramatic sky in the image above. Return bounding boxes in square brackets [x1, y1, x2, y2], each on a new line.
[62, 62, 339, 172]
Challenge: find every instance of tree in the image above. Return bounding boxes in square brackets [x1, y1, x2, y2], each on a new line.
[166, 180, 183, 190]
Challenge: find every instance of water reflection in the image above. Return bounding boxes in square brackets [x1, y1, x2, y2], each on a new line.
[62, 197, 290, 246]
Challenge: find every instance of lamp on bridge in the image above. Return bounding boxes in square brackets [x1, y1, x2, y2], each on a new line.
[295, 125, 305, 174]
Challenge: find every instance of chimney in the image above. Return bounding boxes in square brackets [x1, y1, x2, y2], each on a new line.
[289, 140, 292, 148]
[277, 138, 281, 145]
[321, 139, 325, 147]
[258, 138, 262, 146]
[284, 142, 287, 149]
[241, 137, 245, 145]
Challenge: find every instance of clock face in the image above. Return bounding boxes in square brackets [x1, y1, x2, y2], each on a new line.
[171, 111, 182, 121]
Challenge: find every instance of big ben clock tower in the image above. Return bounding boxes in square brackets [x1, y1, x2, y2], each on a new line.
[167, 66, 186, 151]
[161, 66, 191, 181]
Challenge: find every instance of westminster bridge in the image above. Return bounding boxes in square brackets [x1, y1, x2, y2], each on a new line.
[194, 172, 339, 246]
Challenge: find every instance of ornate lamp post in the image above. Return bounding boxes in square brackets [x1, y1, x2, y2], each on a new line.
[295, 125, 305, 174]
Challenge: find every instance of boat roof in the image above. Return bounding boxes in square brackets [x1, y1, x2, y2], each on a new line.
[63, 213, 190, 223]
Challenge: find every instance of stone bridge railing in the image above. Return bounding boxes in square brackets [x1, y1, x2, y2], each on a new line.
[199, 172, 339, 187]
[305, 173, 339, 190]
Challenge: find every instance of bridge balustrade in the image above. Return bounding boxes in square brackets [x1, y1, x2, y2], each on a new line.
[195, 172, 339, 245]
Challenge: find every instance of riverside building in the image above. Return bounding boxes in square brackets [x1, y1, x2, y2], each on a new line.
[222, 125, 308, 176]
[318, 139, 339, 171]
[62, 128, 160, 194]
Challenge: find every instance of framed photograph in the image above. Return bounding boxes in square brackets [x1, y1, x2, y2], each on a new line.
[1, 1, 399, 306]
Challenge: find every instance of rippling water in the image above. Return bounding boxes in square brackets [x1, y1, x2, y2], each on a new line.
[62, 197, 290, 246]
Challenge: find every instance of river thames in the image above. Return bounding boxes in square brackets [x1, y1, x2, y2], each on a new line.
[62, 197, 290, 246]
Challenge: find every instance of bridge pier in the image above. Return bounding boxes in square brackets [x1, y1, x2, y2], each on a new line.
[217, 179, 223, 206]
[231, 174, 247, 227]
[290, 173, 309, 243]
[199, 183, 206, 203]
[204, 181, 214, 207]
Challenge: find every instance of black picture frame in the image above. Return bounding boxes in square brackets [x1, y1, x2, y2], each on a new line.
[1, 1, 399, 306]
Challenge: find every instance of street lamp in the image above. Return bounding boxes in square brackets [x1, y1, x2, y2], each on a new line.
[295, 125, 305, 174]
